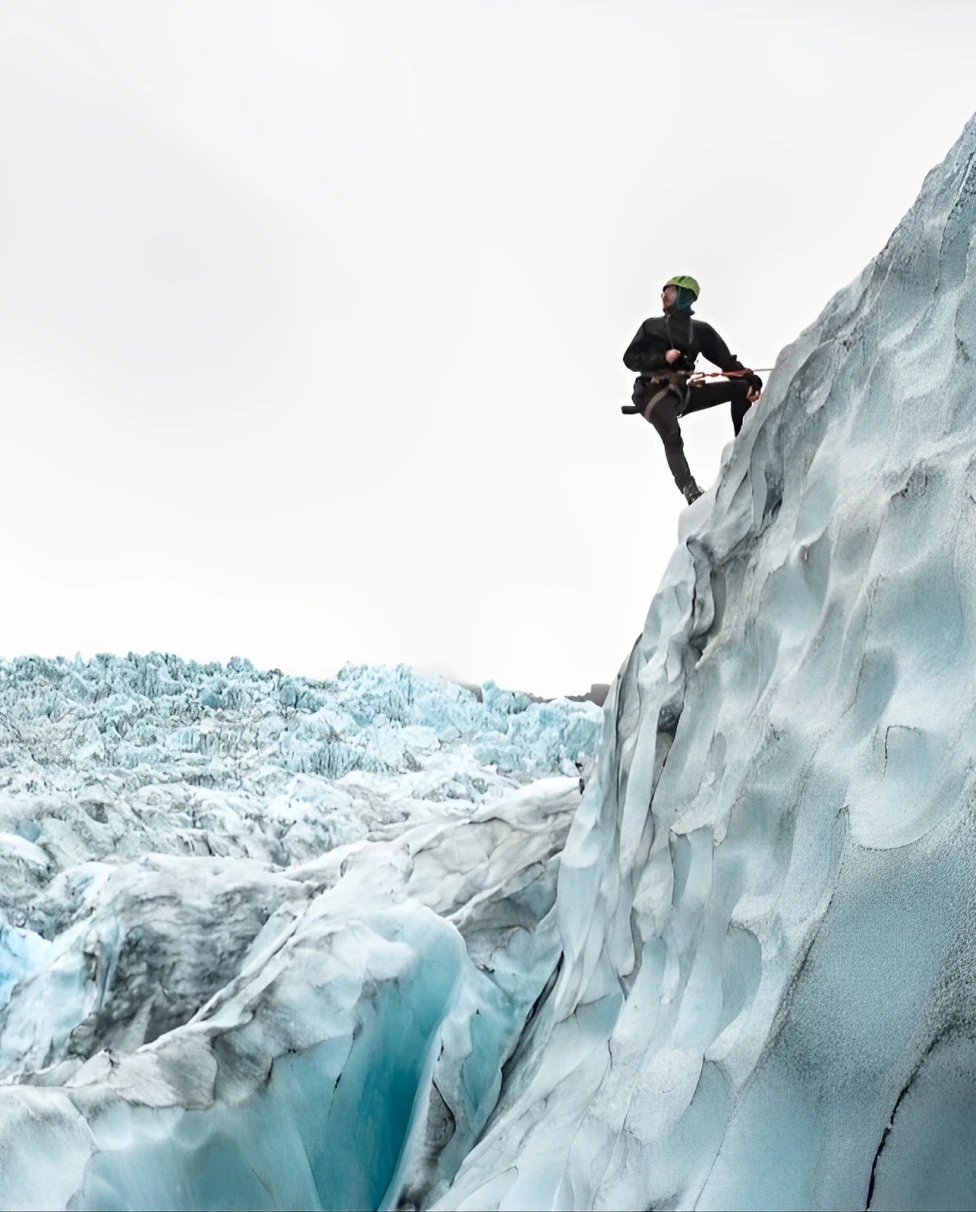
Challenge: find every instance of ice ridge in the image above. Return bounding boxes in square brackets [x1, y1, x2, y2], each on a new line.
[437, 114, 976, 1210]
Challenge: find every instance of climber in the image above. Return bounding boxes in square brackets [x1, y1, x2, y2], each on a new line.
[622, 275, 763, 504]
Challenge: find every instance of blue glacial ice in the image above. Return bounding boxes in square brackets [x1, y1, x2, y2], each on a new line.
[0, 658, 598, 1209]
[0, 655, 601, 926]
[6, 110, 976, 1210]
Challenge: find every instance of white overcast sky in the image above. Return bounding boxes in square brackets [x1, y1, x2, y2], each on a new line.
[1, 0, 974, 696]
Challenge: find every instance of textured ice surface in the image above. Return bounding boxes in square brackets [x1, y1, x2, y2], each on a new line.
[0, 660, 599, 1209]
[0, 655, 599, 926]
[435, 116, 976, 1210]
[0, 779, 578, 1210]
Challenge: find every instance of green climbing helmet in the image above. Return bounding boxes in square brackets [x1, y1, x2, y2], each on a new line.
[664, 274, 700, 299]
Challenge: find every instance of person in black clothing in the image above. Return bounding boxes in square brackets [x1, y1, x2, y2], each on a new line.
[622, 275, 762, 504]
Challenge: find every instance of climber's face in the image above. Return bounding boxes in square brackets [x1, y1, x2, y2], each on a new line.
[661, 285, 678, 313]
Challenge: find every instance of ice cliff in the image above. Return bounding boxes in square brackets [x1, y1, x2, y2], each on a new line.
[436, 119, 976, 1210]
[5, 110, 976, 1210]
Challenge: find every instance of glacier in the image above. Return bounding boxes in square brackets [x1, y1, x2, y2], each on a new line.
[0, 657, 600, 1209]
[5, 110, 976, 1210]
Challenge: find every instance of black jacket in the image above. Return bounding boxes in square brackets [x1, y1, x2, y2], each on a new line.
[622, 307, 744, 376]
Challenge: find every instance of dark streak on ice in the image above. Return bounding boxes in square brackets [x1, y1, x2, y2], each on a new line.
[865, 1033, 942, 1209]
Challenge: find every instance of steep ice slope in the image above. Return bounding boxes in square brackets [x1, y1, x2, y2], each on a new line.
[439, 117, 976, 1210]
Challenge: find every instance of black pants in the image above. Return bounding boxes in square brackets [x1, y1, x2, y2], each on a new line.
[645, 379, 752, 492]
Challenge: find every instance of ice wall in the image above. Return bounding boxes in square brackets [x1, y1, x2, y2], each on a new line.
[438, 116, 976, 1210]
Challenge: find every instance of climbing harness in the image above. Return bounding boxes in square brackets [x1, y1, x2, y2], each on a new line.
[620, 368, 774, 415]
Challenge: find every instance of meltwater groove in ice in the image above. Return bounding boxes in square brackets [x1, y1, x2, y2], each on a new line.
[437, 114, 976, 1210]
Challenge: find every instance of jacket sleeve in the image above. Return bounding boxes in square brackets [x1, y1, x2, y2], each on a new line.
[697, 322, 745, 372]
[623, 321, 670, 373]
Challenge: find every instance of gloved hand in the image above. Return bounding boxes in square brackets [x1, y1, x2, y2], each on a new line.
[743, 372, 763, 398]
